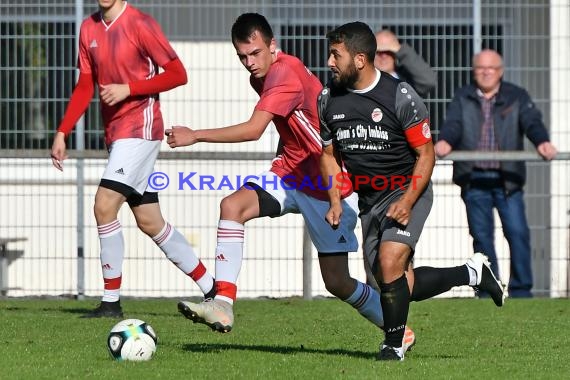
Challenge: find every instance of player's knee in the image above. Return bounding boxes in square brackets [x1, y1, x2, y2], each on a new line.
[94, 189, 123, 223]
[136, 217, 164, 237]
[219, 195, 248, 221]
[322, 274, 352, 299]
[136, 219, 154, 236]
[378, 253, 407, 277]
[93, 200, 116, 224]
[323, 279, 342, 297]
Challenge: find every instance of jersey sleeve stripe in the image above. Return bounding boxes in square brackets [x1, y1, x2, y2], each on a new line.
[294, 110, 321, 150]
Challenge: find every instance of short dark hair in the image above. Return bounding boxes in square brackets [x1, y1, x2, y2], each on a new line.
[231, 13, 274, 46]
[326, 22, 376, 63]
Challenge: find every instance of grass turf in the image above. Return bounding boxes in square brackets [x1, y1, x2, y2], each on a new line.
[1, 298, 568, 379]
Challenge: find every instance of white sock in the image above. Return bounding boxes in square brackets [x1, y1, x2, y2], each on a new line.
[466, 264, 478, 286]
[98, 220, 123, 302]
[153, 222, 214, 295]
[213, 220, 244, 305]
[344, 281, 384, 328]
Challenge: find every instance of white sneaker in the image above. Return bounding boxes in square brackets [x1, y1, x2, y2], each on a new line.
[466, 252, 507, 307]
[178, 299, 234, 333]
[402, 326, 416, 353]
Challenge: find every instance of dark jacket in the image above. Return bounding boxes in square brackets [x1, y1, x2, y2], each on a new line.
[395, 43, 437, 98]
[439, 81, 550, 193]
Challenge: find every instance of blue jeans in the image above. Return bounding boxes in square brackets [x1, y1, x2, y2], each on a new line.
[461, 171, 533, 297]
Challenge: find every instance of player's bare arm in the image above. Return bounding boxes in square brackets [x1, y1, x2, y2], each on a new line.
[320, 144, 344, 229]
[387, 141, 435, 226]
[166, 109, 273, 148]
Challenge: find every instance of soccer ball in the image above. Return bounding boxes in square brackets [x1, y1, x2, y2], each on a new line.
[107, 319, 157, 361]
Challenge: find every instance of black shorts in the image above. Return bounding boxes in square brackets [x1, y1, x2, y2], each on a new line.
[360, 183, 433, 267]
[100, 179, 159, 208]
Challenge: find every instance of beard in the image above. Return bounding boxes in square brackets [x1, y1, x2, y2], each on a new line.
[332, 62, 358, 88]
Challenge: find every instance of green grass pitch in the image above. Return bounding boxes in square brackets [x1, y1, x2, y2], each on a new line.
[1, 298, 568, 379]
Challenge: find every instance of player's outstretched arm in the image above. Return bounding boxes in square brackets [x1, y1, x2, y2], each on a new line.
[166, 110, 273, 148]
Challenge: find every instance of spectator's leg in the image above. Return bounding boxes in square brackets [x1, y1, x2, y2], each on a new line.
[495, 189, 533, 297]
[462, 187, 500, 279]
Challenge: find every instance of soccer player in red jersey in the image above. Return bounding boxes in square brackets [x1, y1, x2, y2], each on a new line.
[50, 0, 214, 317]
[166, 13, 409, 345]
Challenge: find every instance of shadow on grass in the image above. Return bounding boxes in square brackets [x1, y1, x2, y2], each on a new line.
[181, 343, 462, 360]
[182, 342, 375, 359]
[2, 305, 94, 315]
[58, 307, 180, 317]
[4, 307, 24, 311]
[60, 307, 94, 314]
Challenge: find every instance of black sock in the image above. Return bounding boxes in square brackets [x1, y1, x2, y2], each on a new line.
[380, 275, 409, 348]
[411, 266, 469, 301]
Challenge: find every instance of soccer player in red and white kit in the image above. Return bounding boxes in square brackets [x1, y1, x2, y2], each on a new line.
[50, 0, 214, 318]
[166, 12, 417, 350]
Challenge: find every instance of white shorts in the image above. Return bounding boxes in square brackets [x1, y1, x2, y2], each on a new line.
[101, 138, 161, 195]
[248, 171, 359, 253]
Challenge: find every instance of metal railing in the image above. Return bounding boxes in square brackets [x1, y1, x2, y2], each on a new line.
[1, 151, 568, 298]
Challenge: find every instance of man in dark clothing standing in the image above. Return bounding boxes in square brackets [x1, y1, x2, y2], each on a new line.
[435, 49, 557, 298]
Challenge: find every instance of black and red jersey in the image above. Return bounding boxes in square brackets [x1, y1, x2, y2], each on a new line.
[319, 69, 432, 209]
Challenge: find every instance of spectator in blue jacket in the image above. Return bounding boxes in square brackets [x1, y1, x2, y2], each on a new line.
[435, 49, 557, 298]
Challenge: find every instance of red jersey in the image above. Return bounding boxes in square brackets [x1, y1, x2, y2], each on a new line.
[77, 3, 179, 145]
[252, 52, 350, 200]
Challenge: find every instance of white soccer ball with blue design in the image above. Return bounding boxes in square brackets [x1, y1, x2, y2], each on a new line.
[107, 319, 157, 361]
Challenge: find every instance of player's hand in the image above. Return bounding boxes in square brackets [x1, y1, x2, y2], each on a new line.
[100, 84, 130, 106]
[325, 202, 343, 230]
[386, 198, 413, 226]
[434, 140, 452, 158]
[537, 141, 557, 161]
[165, 126, 197, 148]
[50, 131, 68, 171]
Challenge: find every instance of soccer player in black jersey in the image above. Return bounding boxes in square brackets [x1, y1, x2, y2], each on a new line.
[319, 22, 506, 361]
